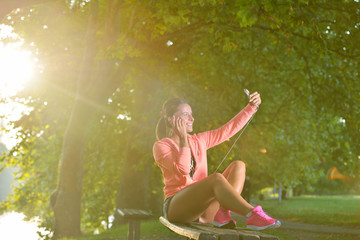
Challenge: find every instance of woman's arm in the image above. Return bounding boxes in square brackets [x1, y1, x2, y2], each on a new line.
[197, 104, 256, 149]
[153, 140, 192, 176]
[198, 91, 261, 149]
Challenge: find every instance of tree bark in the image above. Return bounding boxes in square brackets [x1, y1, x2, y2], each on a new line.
[51, 98, 92, 238]
[50, 1, 98, 238]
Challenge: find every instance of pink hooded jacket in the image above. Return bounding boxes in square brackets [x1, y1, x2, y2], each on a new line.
[153, 104, 256, 200]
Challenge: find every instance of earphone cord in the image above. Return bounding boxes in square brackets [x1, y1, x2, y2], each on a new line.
[213, 109, 257, 173]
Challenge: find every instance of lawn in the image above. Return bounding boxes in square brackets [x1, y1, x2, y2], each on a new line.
[67, 195, 360, 240]
[252, 195, 360, 228]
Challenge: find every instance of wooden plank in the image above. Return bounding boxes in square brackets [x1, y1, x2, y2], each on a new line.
[159, 217, 279, 240]
[231, 228, 279, 240]
[188, 223, 242, 240]
[159, 216, 218, 240]
[117, 208, 152, 220]
[189, 223, 259, 240]
[258, 233, 279, 240]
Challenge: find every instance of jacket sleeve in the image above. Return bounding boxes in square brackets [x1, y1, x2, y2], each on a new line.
[153, 140, 191, 175]
[197, 104, 256, 150]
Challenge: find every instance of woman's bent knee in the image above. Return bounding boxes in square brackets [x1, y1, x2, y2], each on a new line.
[209, 173, 227, 186]
[210, 172, 226, 180]
[231, 160, 246, 172]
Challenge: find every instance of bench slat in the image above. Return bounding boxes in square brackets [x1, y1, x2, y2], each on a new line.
[159, 216, 218, 240]
[159, 217, 279, 240]
[238, 230, 279, 240]
[192, 223, 279, 240]
[189, 222, 259, 240]
[117, 208, 152, 220]
[189, 224, 239, 240]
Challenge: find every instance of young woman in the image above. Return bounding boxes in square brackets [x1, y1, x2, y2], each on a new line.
[153, 91, 280, 230]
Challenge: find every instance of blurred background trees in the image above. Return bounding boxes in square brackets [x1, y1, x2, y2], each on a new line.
[0, 0, 359, 238]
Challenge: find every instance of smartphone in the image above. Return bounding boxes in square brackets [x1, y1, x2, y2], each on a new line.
[244, 89, 250, 99]
[245, 89, 259, 109]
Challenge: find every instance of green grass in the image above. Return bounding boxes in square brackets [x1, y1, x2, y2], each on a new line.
[252, 195, 360, 228]
[65, 195, 360, 240]
[65, 220, 180, 240]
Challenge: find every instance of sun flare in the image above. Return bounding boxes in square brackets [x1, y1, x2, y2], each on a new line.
[0, 212, 51, 240]
[0, 24, 36, 149]
[0, 42, 34, 97]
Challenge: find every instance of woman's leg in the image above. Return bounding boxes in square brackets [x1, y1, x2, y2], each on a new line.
[167, 171, 253, 223]
[199, 160, 247, 223]
[222, 160, 246, 193]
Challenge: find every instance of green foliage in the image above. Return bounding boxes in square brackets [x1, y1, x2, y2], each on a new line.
[0, 0, 359, 237]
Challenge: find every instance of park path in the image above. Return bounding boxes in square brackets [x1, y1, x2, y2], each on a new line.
[275, 219, 360, 240]
[279, 219, 360, 235]
[233, 214, 360, 240]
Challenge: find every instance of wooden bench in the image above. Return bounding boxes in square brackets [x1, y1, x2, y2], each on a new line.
[116, 208, 153, 240]
[159, 216, 279, 240]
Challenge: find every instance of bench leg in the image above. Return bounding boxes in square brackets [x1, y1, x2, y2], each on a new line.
[134, 221, 140, 240]
[128, 220, 141, 240]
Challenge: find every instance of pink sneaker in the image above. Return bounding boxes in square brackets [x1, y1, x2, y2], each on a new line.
[212, 207, 236, 229]
[246, 206, 281, 230]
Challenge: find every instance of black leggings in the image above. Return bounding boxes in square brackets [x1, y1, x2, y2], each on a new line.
[163, 196, 174, 219]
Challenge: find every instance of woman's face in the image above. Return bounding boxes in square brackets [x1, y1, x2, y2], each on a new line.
[173, 103, 194, 132]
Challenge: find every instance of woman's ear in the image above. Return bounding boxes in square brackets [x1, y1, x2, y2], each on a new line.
[167, 116, 173, 127]
[167, 115, 175, 127]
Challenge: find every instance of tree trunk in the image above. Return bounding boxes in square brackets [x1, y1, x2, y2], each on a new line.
[51, 98, 93, 238]
[114, 76, 160, 225]
[116, 144, 151, 210]
[114, 111, 152, 226]
[0, 0, 98, 238]
[50, 0, 122, 237]
[50, 2, 98, 238]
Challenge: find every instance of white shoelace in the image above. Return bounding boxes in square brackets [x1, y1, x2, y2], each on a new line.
[214, 109, 257, 173]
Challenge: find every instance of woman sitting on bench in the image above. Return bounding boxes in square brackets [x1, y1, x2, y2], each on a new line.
[153, 91, 280, 230]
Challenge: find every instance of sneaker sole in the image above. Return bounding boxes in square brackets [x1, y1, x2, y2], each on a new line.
[212, 220, 236, 229]
[247, 220, 281, 231]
